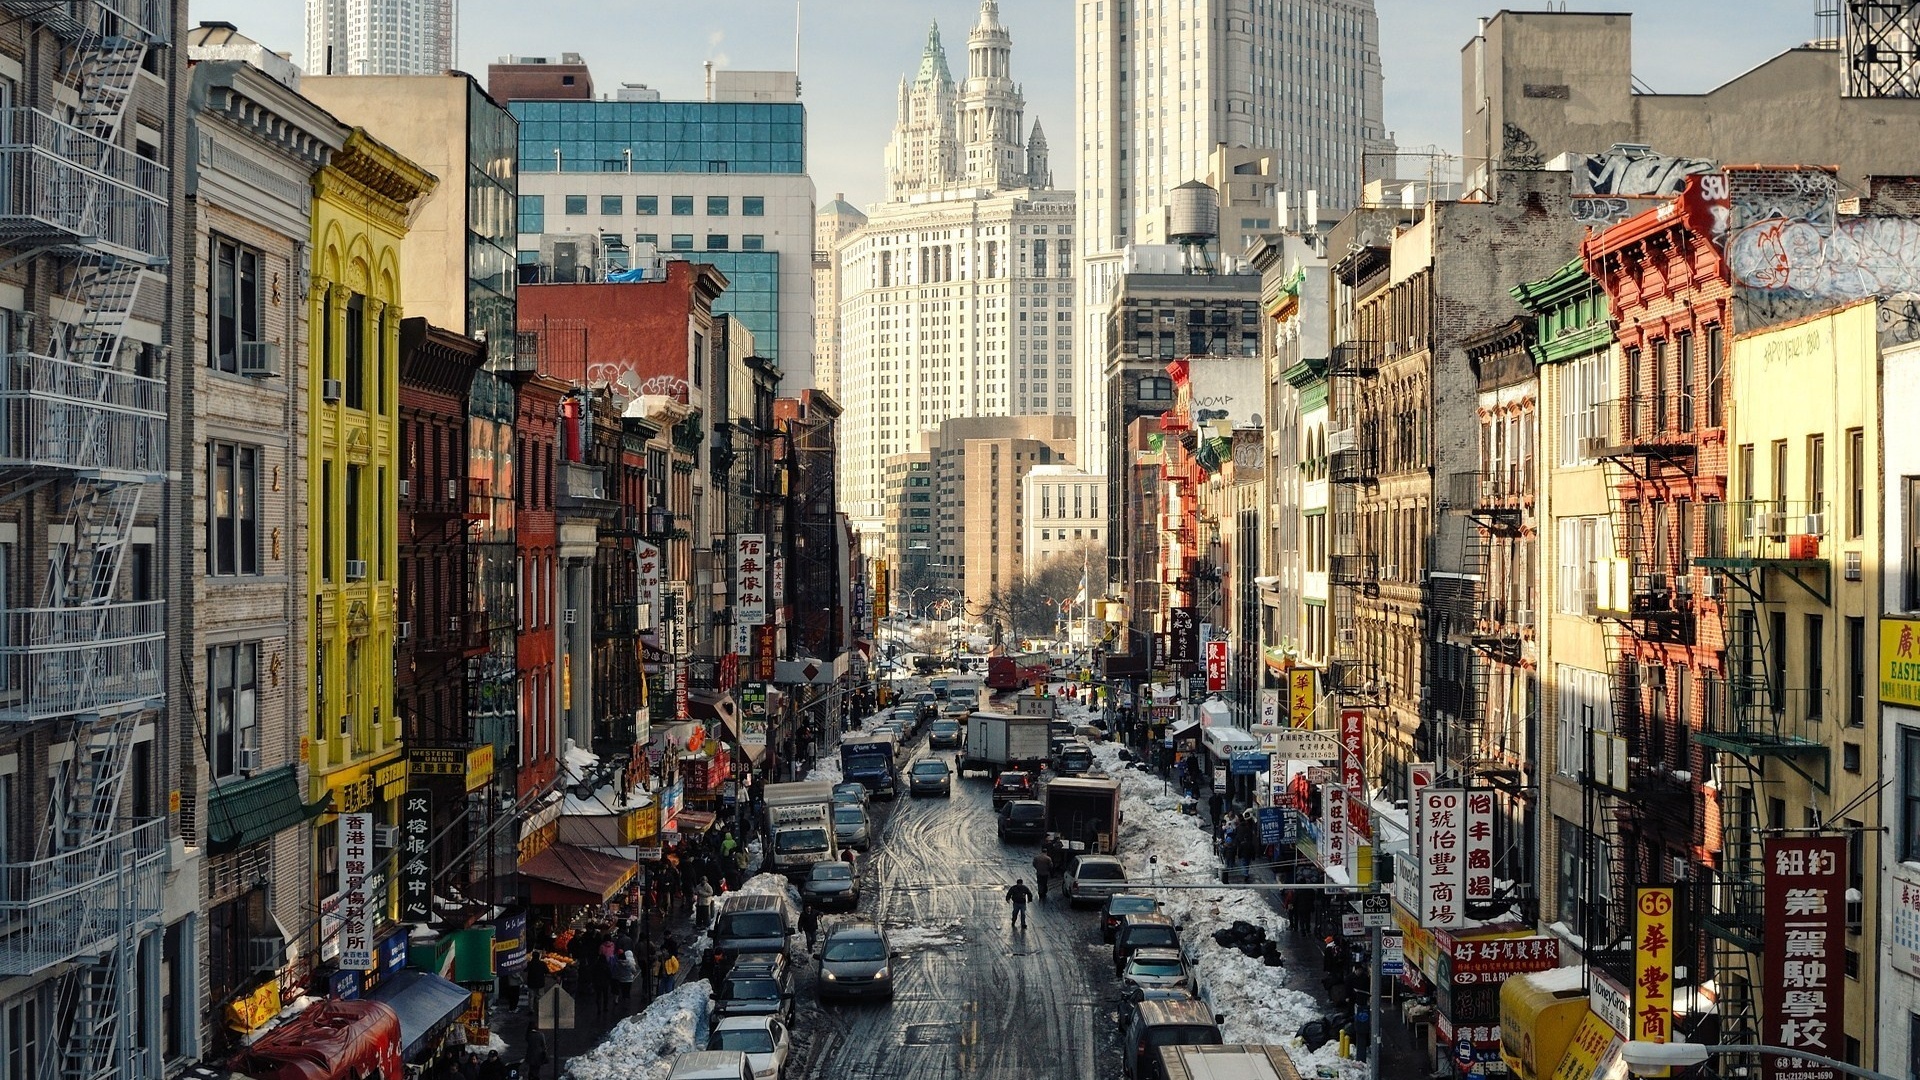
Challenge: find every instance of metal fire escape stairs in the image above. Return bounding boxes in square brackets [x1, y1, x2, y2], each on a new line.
[1324, 339, 1379, 708]
[0, 3, 169, 1079]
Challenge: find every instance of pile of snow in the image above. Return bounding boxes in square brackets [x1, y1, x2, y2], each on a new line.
[804, 756, 843, 785]
[560, 979, 710, 1080]
[885, 920, 967, 952]
[1091, 741, 1365, 1080]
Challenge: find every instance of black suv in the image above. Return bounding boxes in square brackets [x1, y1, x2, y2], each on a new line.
[1113, 913, 1182, 975]
[997, 799, 1046, 842]
[706, 892, 797, 979]
[711, 952, 795, 1023]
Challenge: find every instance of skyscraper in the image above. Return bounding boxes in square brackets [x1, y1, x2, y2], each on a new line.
[306, 0, 454, 76]
[1073, 0, 1393, 472]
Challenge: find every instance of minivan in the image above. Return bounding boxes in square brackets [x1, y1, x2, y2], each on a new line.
[1121, 998, 1224, 1080]
[1113, 913, 1183, 974]
[711, 951, 795, 1023]
[707, 892, 798, 978]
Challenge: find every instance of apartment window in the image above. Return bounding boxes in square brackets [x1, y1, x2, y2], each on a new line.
[1809, 434, 1826, 514]
[1902, 727, 1920, 861]
[1847, 428, 1864, 539]
[210, 236, 262, 373]
[706, 196, 730, 216]
[1738, 444, 1756, 504]
[321, 467, 333, 582]
[1558, 349, 1609, 465]
[743, 196, 765, 216]
[1907, 478, 1920, 609]
[600, 195, 623, 216]
[345, 464, 363, 566]
[207, 642, 258, 780]
[706, 234, 729, 250]
[636, 233, 658, 246]
[1771, 610, 1789, 714]
[1556, 664, 1612, 778]
[671, 195, 694, 216]
[1651, 339, 1669, 430]
[564, 195, 587, 215]
[1706, 324, 1725, 426]
[1137, 376, 1173, 402]
[1772, 440, 1790, 511]
[1849, 617, 1866, 727]
[1557, 515, 1612, 616]
[344, 294, 366, 410]
[1806, 614, 1825, 721]
[1625, 347, 1642, 436]
[208, 442, 259, 575]
[742, 234, 765, 250]
[1676, 331, 1695, 431]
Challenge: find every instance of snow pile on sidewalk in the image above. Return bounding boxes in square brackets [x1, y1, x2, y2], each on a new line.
[804, 755, 843, 785]
[1091, 740, 1365, 1080]
[560, 979, 711, 1080]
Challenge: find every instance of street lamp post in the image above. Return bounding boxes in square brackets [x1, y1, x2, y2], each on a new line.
[1621, 1042, 1894, 1080]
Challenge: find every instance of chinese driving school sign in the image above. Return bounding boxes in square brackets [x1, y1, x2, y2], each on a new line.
[1764, 837, 1846, 1080]
[1633, 887, 1676, 1075]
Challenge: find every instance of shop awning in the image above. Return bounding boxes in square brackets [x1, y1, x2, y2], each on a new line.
[676, 810, 718, 833]
[517, 843, 638, 906]
[206, 765, 332, 856]
[1202, 720, 1261, 759]
[366, 968, 472, 1062]
[688, 691, 739, 728]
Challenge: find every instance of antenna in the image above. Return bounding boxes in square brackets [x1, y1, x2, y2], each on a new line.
[795, 0, 803, 73]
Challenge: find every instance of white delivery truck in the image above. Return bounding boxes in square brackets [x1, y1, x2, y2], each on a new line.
[761, 781, 839, 880]
[958, 711, 1051, 777]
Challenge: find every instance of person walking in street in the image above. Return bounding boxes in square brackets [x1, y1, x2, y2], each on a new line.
[799, 904, 821, 953]
[523, 1031, 549, 1080]
[1031, 850, 1054, 900]
[1005, 878, 1034, 930]
[656, 942, 681, 994]
[609, 947, 638, 1012]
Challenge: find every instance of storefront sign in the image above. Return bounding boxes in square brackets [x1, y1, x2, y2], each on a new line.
[736, 534, 769, 625]
[1632, 887, 1676, 1072]
[1205, 639, 1228, 691]
[872, 559, 889, 619]
[461, 990, 489, 1046]
[1882, 617, 1920, 704]
[1419, 788, 1466, 929]
[1229, 750, 1267, 775]
[1441, 935, 1560, 984]
[1891, 864, 1920, 977]
[1464, 789, 1495, 904]
[226, 977, 283, 1033]
[1259, 688, 1280, 726]
[1257, 806, 1294, 845]
[1289, 668, 1316, 727]
[397, 790, 433, 923]
[1763, 837, 1846, 1080]
[757, 625, 777, 681]
[770, 556, 786, 624]
[1590, 971, 1633, 1037]
[1553, 1013, 1621, 1080]
[1324, 784, 1349, 873]
[1339, 708, 1366, 807]
[637, 540, 661, 632]
[1253, 725, 1339, 762]
[1169, 607, 1198, 664]
[338, 812, 375, 970]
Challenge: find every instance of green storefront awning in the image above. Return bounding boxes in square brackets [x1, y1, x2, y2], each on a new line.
[206, 765, 332, 855]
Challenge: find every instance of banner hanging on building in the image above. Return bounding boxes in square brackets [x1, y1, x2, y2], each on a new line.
[735, 534, 769, 625]
[636, 540, 662, 632]
[1290, 667, 1316, 727]
[1259, 688, 1281, 726]
[1464, 790, 1495, 906]
[339, 812, 375, 970]
[1763, 837, 1847, 1080]
[1168, 606, 1198, 664]
[1632, 887, 1676, 1073]
[1323, 784, 1349, 874]
[397, 791, 433, 923]
[1418, 788, 1465, 929]
[873, 559, 889, 619]
[770, 557, 786, 625]
[1205, 640, 1228, 691]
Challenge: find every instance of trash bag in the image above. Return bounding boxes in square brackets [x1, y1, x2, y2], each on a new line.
[1298, 1018, 1335, 1053]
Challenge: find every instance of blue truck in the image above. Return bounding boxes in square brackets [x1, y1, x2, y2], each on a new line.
[840, 732, 899, 800]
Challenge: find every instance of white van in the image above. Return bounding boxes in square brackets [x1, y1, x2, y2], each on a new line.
[667, 1050, 753, 1080]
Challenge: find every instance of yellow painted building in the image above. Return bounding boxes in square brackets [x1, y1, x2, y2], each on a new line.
[1718, 300, 1880, 1067]
[306, 129, 436, 922]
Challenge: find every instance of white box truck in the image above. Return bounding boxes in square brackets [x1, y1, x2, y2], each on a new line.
[761, 780, 838, 880]
[959, 711, 1050, 777]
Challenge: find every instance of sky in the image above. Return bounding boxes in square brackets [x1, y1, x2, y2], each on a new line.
[195, 0, 1823, 211]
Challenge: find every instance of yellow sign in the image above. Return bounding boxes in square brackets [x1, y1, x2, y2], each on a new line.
[874, 559, 889, 620]
[465, 745, 495, 792]
[1632, 887, 1675, 1076]
[226, 978, 283, 1033]
[324, 750, 408, 814]
[1289, 668, 1316, 727]
[1551, 1012, 1620, 1080]
[1882, 618, 1920, 705]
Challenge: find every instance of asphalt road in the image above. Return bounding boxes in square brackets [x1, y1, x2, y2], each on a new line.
[787, 738, 1127, 1079]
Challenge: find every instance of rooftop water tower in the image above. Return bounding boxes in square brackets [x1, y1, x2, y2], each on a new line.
[1168, 180, 1220, 275]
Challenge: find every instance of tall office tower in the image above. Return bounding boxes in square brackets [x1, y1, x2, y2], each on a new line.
[840, 1, 1071, 553]
[1073, 0, 1394, 474]
[306, 0, 454, 75]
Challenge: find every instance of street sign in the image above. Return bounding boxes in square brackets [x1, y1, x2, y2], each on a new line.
[1253, 726, 1340, 762]
[1342, 912, 1363, 936]
[1382, 932, 1405, 975]
[1362, 894, 1391, 928]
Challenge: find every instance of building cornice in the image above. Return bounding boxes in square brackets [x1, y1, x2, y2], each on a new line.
[319, 128, 437, 229]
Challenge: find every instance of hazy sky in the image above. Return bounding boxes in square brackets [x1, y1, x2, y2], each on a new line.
[194, 0, 1822, 211]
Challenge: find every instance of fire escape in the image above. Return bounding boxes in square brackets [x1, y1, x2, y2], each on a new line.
[1583, 395, 1707, 995]
[1325, 338, 1381, 704]
[1436, 468, 1531, 790]
[1691, 496, 1831, 1053]
[0, 2, 172, 1079]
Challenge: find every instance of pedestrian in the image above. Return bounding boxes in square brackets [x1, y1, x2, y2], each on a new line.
[1031, 850, 1054, 900]
[609, 947, 638, 1010]
[1005, 878, 1034, 930]
[799, 904, 821, 952]
[636, 937, 656, 1002]
[657, 945, 681, 994]
[583, 946, 612, 1019]
[1208, 791, 1225, 825]
[459, 1051, 482, 1080]
[524, 1031, 550, 1080]
[479, 1051, 508, 1080]
[694, 877, 716, 927]
[842, 845, 860, 873]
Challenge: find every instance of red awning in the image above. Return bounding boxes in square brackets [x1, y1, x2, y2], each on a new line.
[517, 843, 638, 906]
[676, 810, 718, 834]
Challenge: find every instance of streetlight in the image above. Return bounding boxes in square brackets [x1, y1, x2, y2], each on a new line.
[1620, 1042, 1896, 1080]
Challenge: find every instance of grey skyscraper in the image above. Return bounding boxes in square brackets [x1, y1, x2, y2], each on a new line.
[306, 0, 454, 75]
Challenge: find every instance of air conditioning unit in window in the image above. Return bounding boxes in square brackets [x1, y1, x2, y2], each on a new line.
[1802, 513, 1826, 535]
[345, 559, 368, 581]
[1378, 564, 1397, 580]
[563, 608, 578, 624]
[446, 478, 461, 502]
[247, 936, 287, 972]
[236, 744, 260, 773]
[321, 378, 342, 403]
[373, 824, 400, 848]
[238, 341, 281, 377]
[398, 479, 410, 498]
[1666, 855, 1691, 882]
[397, 620, 412, 641]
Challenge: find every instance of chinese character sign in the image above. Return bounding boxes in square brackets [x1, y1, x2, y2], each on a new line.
[1419, 788, 1466, 929]
[736, 534, 769, 625]
[1632, 887, 1676, 1072]
[397, 792, 432, 923]
[770, 557, 786, 624]
[1763, 837, 1846, 1080]
[1324, 784, 1349, 873]
[636, 540, 662, 632]
[1463, 790, 1495, 905]
[1891, 866, 1920, 977]
[873, 559, 889, 620]
[1205, 640, 1228, 691]
[1290, 668, 1316, 727]
[1259, 688, 1280, 727]
[339, 812, 375, 970]
[1339, 709, 1366, 839]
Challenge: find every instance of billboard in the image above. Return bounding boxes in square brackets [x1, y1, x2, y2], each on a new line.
[1168, 607, 1198, 664]
[1632, 887, 1676, 1073]
[735, 534, 769, 625]
[1762, 837, 1846, 1080]
[338, 812, 375, 970]
[1418, 788, 1466, 929]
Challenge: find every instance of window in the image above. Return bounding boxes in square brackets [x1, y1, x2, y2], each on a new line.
[1556, 664, 1612, 778]
[345, 464, 363, 567]
[1559, 349, 1610, 464]
[600, 195, 623, 216]
[564, 195, 587, 215]
[706, 234, 729, 250]
[1137, 376, 1173, 402]
[210, 237, 262, 373]
[517, 195, 544, 234]
[636, 233, 658, 246]
[1902, 727, 1920, 861]
[344, 293, 365, 410]
[671, 195, 694, 216]
[743, 196, 765, 216]
[671, 235, 694, 251]
[1676, 332, 1694, 431]
[1739, 444, 1755, 503]
[1772, 440, 1790, 511]
[1908, 478, 1920, 609]
[207, 642, 258, 780]
[1847, 428, 1864, 539]
[632, 196, 657, 215]
[1806, 613, 1824, 721]
[1557, 515, 1613, 616]
[742, 234, 765, 250]
[209, 442, 259, 575]
[1849, 617, 1866, 726]
[1809, 434, 1826, 514]
[706, 196, 730, 216]
[1706, 324, 1725, 426]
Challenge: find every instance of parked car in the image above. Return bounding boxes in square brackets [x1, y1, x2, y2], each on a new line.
[801, 860, 860, 911]
[908, 758, 953, 797]
[1113, 913, 1182, 974]
[833, 804, 871, 850]
[831, 782, 870, 809]
[705, 1016, 790, 1080]
[991, 770, 1036, 809]
[1064, 854, 1129, 906]
[1120, 948, 1195, 997]
[817, 919, 898, 1002]
[928, 720, 963, 749]
[711, 952, 795, 1023]
[997, 799, 1047, 842]
[707, 893, 798, 979]
[1054, 740, 1094, 776]
[1121, 998, 1224, 1080]
[668, 1051, 754, 1080]
[1102, 894, 1160, 942]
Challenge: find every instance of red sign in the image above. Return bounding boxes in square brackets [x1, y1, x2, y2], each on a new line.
[1437, 933, 1561, 985]
[1763, 836, 1846, 1080]
[756, 625, 777, 681]
[1205, 640, 1228, 691]
[1339, 709, 1368, 837]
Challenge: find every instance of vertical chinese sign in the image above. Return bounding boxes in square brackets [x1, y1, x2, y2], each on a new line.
[636, 540, 661, 632]
[1632, 887, 1676, 1076]
[1205, 640, 1228, 692]
[339, 812, 374, 970]
[1323, 784, 1349, 874]
[1463, 790, 1495, 906]
[1763, 837, 1846, 1080]
[736, 534, 769, 625]
[397, 791, 432, 923]
[1289, 668, 1316, 727]
[1419, 788, 1465, 929]
[1339, 708, 1368, 837]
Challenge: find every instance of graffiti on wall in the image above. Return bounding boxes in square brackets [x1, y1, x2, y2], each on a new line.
[1572, 196, 1644, 227]
[1878, 293, 1920, 348]
[1571, 144, 1716, 198]
[1718, 167, 1874, 332]
[579, 362, 690, 406]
